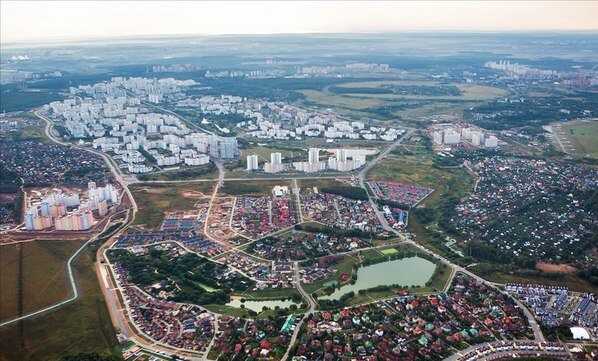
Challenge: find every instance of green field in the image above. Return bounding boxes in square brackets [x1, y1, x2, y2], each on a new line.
[220, 179, 291, 196]
[300, 80, 507, 124]
[380, 248, 399, 256]
[137, 164, 218, 181]
[330, 81, 507, 101]
[130, 182, 214, 228]
[297, 178, 350, 191]
[203, 304, 253, 318]
[470, 263, 598, 294]
[554, 120, 598, 159]
[300, 89, 385, 110]
[368, 155, 472, 197]
[0, 240, 85, 322]
[0, 248, 120, 361]
[0, 116, 50, 143]
[234, 287, 301, 301]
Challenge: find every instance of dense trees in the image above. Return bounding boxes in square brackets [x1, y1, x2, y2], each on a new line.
[320, 186, 368, 201]
[109, 249, 255, 306]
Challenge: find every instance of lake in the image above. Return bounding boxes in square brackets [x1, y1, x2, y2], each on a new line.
[319, 256, 436, 300]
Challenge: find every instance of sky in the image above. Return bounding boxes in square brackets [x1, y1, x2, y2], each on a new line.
[2, 1, 598, 44]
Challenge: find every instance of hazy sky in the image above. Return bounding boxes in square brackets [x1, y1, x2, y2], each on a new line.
[2, 1, 598, 44]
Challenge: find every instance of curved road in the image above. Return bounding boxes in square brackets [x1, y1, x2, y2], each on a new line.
[0, 112, 138, 329]
[0, 211, 122, 328]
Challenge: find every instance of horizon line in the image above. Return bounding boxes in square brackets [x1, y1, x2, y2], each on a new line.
[3, 28, 598, 48]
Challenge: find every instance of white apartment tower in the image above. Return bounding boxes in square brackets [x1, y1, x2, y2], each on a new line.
[246, 154, 259, 171]
[264, 152, 283, 173]
[308, 148, 320, 164]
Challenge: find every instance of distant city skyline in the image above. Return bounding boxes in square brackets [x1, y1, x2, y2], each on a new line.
[1, 0, 598, 44]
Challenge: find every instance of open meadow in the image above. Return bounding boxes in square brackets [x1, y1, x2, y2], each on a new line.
[552, 119, 598, 159]
[130, 182, 215, 229]
[220, 179, 292, 195]
[300, 80, 507, 125]
[0, 240, 85, 322]
[0, 247, 120, 361]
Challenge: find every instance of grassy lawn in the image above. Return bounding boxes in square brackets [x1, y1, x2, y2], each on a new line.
[380, 248, 399, 256]
[0, 248, 120, 361]
[220, 179, 291, 196]
[137, 164, 218, 181]
[470, 264, 598, 294]
[367, 155, 470, 193]
[130, 182, 214, 228]
[204, 303, 304, 320]
[235, 287, 301, 301]
[393, 101, 475, 125]
[0, 240, 85, 322]
[300, 89, 385, 110]
[555, 120, 598, 159]
[203, 304, 253, 318]
[328, 80, 507, 101]
[297, 178, 350, 191]
[360, 248, 385, 263]
[301, 80, 505, 125]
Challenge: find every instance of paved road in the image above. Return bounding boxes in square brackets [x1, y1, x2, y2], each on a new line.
[134, 174, 352, 184]
[280, 262, 317, 361]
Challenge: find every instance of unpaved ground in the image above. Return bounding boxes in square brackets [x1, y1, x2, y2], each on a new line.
[536, 262, 577, 274]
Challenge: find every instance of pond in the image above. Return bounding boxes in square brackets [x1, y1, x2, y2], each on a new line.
[319, 256, 436, 300]
[226, 298, 300, 312]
